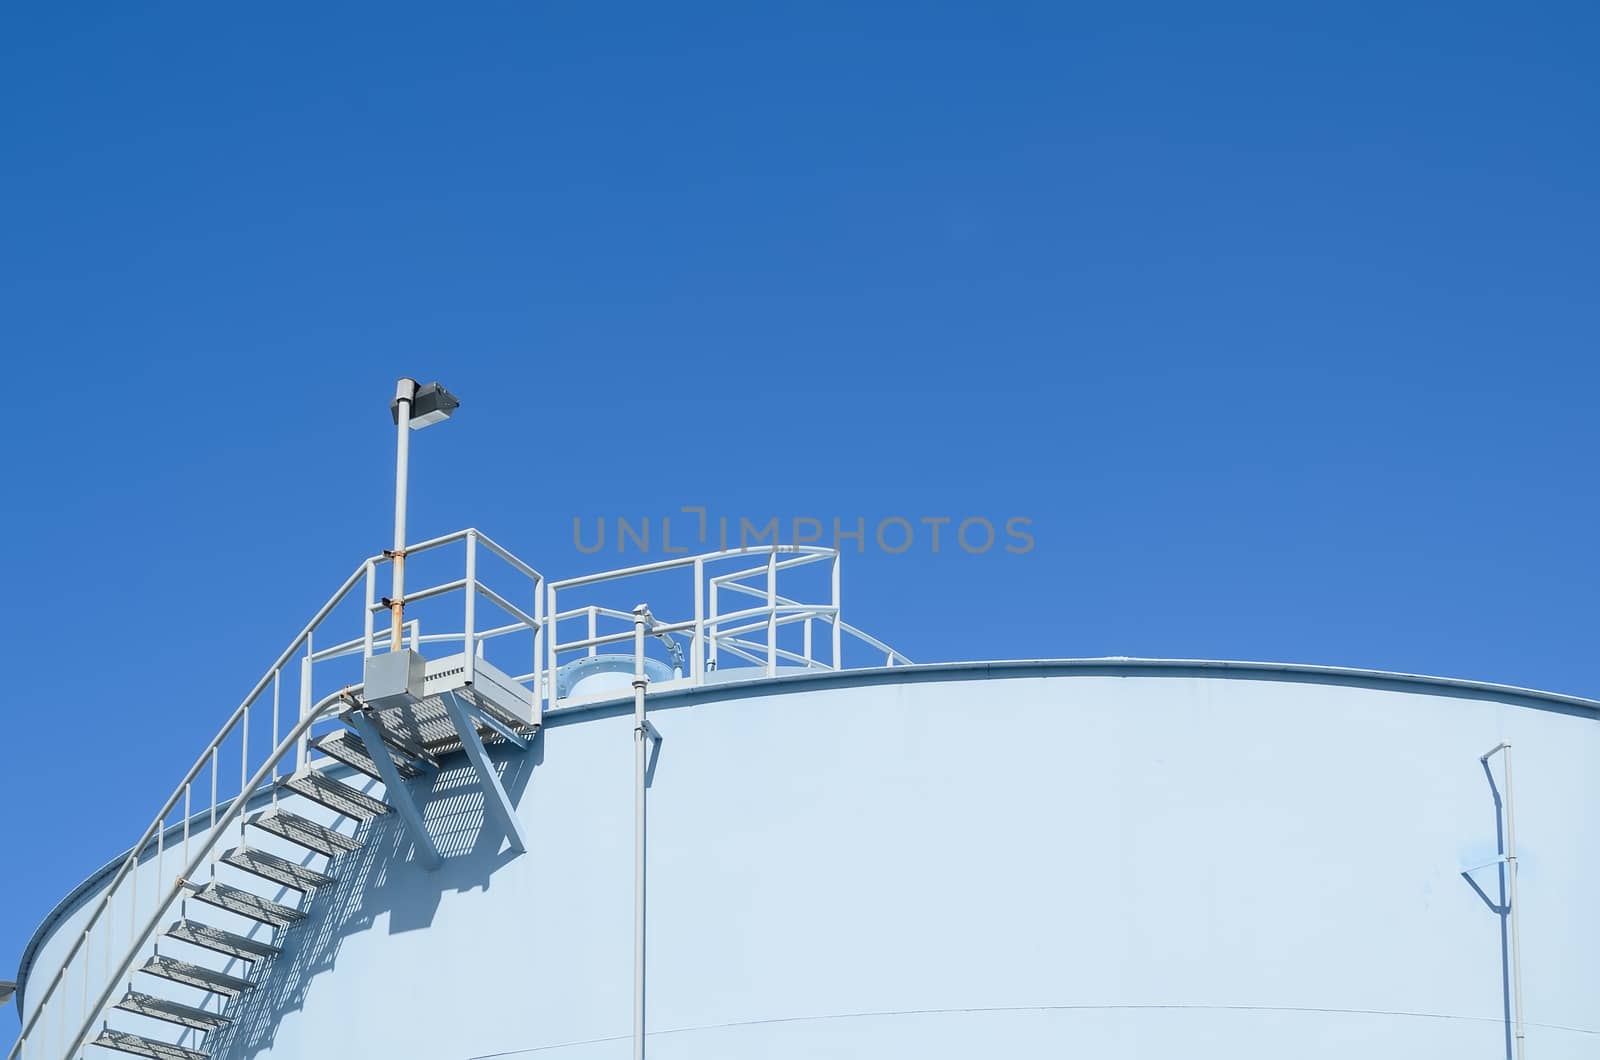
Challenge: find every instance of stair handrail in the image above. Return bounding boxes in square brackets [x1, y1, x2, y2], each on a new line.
[51, 690, 351, 1060]
[6, 547, 373, 1060]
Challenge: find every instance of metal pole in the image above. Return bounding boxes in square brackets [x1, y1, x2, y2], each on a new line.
[1483, 741, 1526, 1060]
[631, 604, 650, 1060]
[391, 377, 417, 651]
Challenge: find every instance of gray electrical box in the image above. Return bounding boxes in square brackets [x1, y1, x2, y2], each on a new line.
[364, 649, 426, 711]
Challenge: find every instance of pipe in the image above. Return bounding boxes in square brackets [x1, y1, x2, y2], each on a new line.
[1483, 741, 1526, 1060]
[391, 377, 417, 651]
[631, 605, 650, 1060]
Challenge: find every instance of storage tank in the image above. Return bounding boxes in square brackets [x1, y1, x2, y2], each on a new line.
[8, 528, 1599, 1060]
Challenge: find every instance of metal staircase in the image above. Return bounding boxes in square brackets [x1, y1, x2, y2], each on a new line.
[9, 531, 907, 1060]
[88, 723, 424, 1060]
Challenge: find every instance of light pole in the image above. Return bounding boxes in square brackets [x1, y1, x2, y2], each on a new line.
[387, 378, 460, 651]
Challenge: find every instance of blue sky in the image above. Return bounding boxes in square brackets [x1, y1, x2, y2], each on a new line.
[3, 2, 1597, 988]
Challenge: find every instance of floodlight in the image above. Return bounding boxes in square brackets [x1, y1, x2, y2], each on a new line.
[390, 381, 460, 429]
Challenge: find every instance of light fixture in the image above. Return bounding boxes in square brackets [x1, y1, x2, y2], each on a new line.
[0, 980, 15, 1008]
[390, 380, 460, 429]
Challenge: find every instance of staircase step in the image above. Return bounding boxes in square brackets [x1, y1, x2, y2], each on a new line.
[92, 1029, 209, 1060]
[165, 919, 278, 962]
[285, 770, 391, 820]
[249, 809, 362, 857]
[192, 881, 305, 928]
[222, 846, 337, 892]
[314, 730, 422, 781]
[116, 990, 231, 1031]
[141, 954, 254, 997]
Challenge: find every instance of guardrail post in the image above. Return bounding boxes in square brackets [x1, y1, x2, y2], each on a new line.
[546, 583, 559, 704]
[298, 638, 312, 772]
[465, 530, 478, 684]
[831, 551, 842, 670]
[692, 558, 705, 684]
[766, 551, 777, 677]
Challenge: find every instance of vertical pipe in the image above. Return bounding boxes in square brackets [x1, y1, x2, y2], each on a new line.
[831, 551, 842, 670]
[391, 378, 416, 651]
[465, 531, 478, 684]
[631, 606, 649, 1060]
[1503, 745, 1526, 1060]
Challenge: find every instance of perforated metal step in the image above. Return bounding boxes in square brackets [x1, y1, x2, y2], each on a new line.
[192, 881, 305, 928]
[248, 809, 362, 857]
[314, 730, 423, 781]
[222, 846, 337, 891]
[116, 990, 231, 1031]
[165, 919, 279, 962]
[92, 1029, 209, 1060]
[284, 770, 391, 820]
[141, 954, 253, 997]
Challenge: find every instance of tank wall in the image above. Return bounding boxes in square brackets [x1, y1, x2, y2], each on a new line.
[20, 668, 1600, 1058]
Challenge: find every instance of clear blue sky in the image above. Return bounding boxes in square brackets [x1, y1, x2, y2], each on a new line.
[3, 2, 1597, 989]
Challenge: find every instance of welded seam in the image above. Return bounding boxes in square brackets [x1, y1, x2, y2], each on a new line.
[465, 1002, 1600, 1057]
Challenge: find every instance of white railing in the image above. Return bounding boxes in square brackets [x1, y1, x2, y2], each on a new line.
[9, 535, 906, 1060]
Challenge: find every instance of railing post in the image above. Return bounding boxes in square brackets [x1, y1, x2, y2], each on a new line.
[708, 579, 719, 671]
[546, 583, 559, 704]
[831, 550, 842, 670]
[465, 530, 478, 684]
[297, 636, 312, 772]
[271, 670, 281, 810]
[240, 703, 250, 847]
[692, 558, 705, 685]
[766, 551, 777, 677]
[533, 575, 546, 723]
[363, 561, 376, 659]
[588, 606, 599, 658]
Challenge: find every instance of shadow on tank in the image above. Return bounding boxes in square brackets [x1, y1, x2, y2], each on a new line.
[203, 734, 542, 1059]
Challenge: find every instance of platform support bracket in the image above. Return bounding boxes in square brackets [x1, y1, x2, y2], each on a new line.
[442, 690, 529, 854]
[349, 710, 442, 871]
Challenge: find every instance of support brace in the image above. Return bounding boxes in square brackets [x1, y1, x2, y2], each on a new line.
[470, 704, 531, 750]
[349, 711, 442, 871]
[443, 690, 529, 854]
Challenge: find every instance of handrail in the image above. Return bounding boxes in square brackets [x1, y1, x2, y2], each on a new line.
[9, 534, 910, 1060]
[6, 557, 370, 1058]
[51, 691, 350, 1060]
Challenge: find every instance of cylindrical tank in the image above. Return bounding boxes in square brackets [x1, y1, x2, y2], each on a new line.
[15, 660, 1600, 1058]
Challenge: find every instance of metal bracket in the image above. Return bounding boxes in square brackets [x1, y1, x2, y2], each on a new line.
[349, 710, 442, 871]
[442, 690, 529, 854]
[469, 703, 531, 751]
